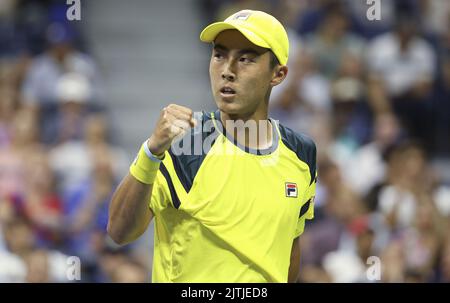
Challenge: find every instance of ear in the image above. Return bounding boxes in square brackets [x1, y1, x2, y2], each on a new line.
[270, 65, 288, 87]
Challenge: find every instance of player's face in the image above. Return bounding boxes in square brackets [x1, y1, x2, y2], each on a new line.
[209, 30, 277, 117]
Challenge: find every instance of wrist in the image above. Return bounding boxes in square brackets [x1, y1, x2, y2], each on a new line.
[147, 138, 165, 159]
[129, 141, 162, 184]
[144, 140, 165, 161]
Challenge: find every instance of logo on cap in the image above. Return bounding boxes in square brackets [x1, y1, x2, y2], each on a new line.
[232, 11, 251, 21]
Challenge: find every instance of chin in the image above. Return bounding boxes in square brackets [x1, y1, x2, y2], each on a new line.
[216, 101, 242, 116]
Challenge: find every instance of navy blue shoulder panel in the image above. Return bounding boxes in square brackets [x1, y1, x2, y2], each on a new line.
[167, 111, 219, 193]
[278, 123, 317, 185]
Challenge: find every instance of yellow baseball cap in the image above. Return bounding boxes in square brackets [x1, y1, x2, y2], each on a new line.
[200, 10, 289, 65]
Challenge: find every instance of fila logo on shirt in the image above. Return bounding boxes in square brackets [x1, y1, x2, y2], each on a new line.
[285, 183, 298, 198]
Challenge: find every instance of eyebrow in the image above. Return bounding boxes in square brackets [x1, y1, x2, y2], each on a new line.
[213, 43, 262, 56]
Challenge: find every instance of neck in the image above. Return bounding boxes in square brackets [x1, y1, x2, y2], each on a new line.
[219, 105, 273, 150]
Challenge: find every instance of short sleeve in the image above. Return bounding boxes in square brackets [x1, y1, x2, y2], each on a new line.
[149, 171, 170, 215]
[294, 172, 317, 238]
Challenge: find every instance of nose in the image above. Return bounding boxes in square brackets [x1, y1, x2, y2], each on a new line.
[221, 61, 236, 82]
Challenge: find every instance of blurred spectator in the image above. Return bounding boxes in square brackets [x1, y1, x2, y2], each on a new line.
[366, 142, 429, 227]
[300, 186, 376, 282]
[297, 263, 331, 283]
[0, 218, 30, 282]
[366, 12, 437, 146]
[0, 0, 49, 56]
[0, 249, 26, 282]
[97, 250, 128, 282]
[0, 217, 75, 283]
[329, 50, 370, 145]
[300, 159, 368, 265]
[110, 259, 149, 283]
[302, 3, 365, 80]
[344, 0, 396, 39]
[379, 196, 444, 283]
[270, 47, 330, 134]
[23, 249, 50, 283]
[0, 62, 21, 147]
[94, 250, 148, 283]
[271, 2, 366, 144]
[0, 85, 16, 146]
[420, 0, 450, 37]
[438, 237, 450, 282]
[294, 0, 334, 36]
[23, 248, 70, 283]
[61, 144, 118, 271]
[270, 0, 307, 104]
[20, 150, 63, 247]
[21, 22, 101, 107]
[1, 1, 146, 283]
[49, 112, 129, 195]
[1, 217, 33, 252]
[42, 72, 92, 144]
[0, 139, 56, 261]
[55, 72, 91, 140]
[367, 14, 436, 101]
[400, 198, 444, 282]
[434, 185, 450, 218]
[380, 240, 406, 282]
[0, 108, 39, 201]
[343, 113, 402, 196]
[295, 0, 395, 39]
[432, 16, 450, 156]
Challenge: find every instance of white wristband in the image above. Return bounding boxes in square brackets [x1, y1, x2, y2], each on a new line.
[143, 141, 164, 162]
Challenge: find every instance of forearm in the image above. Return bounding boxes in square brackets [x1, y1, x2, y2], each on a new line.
[107, 173, 153, 245]
[107, 104, 195, 245]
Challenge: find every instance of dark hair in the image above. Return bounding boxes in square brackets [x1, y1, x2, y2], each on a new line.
[382, 139, 426, 162]
[269, 50, 280, 69]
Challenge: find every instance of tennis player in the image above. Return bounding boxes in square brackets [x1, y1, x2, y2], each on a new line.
[108, 9, 317, 283]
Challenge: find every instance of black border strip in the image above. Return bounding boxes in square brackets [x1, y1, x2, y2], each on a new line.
[160, 163, 181, 209]
[168, 149, 192, 193]
[299, 200, 311, 218]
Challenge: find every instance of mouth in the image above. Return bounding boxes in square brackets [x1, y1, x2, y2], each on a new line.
[219, 86, 237, 100]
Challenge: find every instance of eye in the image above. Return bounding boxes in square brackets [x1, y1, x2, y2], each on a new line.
[213, 52, 223, 59]
[239, 57, 253, 63]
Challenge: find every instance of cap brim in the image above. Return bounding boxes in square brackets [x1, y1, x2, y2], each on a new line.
[200, 22, 270, 49]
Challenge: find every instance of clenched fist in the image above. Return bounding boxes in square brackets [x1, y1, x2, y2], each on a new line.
[147, 104, 197, 156]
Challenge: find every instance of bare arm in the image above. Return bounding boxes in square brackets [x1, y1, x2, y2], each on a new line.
[288, 236, 301, 283]
[107, 104, 196, 245]
[107, 173, 154, 245]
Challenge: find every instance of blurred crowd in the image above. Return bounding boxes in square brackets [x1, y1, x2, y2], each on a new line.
[1, 0, 449, 283]
[200, 0, 450, 282]
[0, 0, 148, 282]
